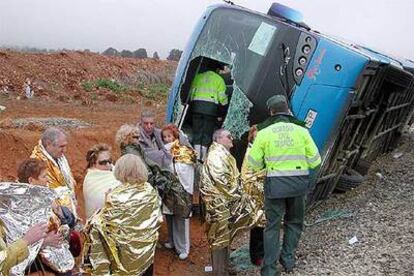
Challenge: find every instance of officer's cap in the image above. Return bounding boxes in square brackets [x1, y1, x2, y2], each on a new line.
[266, 95, 287, 110]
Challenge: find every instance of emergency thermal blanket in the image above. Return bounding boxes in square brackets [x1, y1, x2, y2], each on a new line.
[0, 183, 74, 275]
[240, 146, 266, 227]
[200, 142, 262, 250]
[82, 181, 161, 275]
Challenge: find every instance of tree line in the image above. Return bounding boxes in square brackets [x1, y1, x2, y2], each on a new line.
[102, 47, 182, 61]
[0, 45, 183, 61]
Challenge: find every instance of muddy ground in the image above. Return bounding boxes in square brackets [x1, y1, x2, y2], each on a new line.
[0, 97, 211, 275]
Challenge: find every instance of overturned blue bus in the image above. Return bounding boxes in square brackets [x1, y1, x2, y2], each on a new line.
[166, 3, 414, 206]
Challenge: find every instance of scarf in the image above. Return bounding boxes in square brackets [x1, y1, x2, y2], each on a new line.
[31, 141, 77, 217]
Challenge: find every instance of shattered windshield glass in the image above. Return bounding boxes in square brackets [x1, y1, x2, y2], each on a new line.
[191, 8, 278, 93]
[188, 8, 279, 138]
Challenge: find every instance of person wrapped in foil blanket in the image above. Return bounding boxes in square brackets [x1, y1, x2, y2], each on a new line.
[82, 154, 162, 275]
[241, 145, 266, 228]
[0, 183, 75, 275]
[200, 140, 263, 250]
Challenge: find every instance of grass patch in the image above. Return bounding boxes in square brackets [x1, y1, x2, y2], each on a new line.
[96, 79, 127, 93]
[81, 79, 127, 93]
[81, 81, 94, 92]
[81, 79, 170, 100]
[139, 83, 170, 99]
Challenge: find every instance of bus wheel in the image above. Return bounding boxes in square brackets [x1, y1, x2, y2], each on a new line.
[335, 169, 366, 192]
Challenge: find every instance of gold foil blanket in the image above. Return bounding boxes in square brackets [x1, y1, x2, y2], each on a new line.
[82, 182, 161, 275]
[200, 142, 263, 250]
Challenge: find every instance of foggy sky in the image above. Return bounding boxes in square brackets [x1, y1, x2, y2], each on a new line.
[0, 0, 413, 60]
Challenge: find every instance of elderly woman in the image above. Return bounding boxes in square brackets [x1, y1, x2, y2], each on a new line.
[83, 154, 161, 275]
[115, 124, 192, 218]
[83, 144, 120, 218]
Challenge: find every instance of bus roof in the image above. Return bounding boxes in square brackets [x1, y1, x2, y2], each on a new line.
[211, 3, 411, 71]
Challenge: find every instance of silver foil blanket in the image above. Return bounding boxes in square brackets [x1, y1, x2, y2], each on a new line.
[0, 182, 74, 275]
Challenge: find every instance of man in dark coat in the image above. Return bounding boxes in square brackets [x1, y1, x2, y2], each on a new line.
[137, 111, 172, 169]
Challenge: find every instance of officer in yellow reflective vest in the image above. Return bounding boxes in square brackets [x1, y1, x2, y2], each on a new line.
[248, 94, 321, 276]
[190, 62, 228, 161]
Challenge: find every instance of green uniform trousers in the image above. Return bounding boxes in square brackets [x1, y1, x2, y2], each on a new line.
[192, 113, 217, 146]
[261, 196, 305, 276]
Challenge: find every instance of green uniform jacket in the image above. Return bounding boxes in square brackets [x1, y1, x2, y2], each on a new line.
[248, 115, 321, 199]
[190, 71, 227, 116]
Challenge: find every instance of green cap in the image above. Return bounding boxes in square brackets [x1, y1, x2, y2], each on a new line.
[266, 95, 287, 109]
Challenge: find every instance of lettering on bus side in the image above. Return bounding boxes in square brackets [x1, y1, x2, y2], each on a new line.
[306, 48, 327, 81]
[305, 109, 318, 128]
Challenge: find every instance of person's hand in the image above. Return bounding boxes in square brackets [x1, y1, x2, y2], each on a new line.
[42, 231, 63, 248]
[51, 200, 63, 217]
[22, 223, 48, 245]
[104, 189, 113, 202]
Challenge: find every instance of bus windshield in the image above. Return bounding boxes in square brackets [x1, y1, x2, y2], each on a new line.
[191, 7, 280, 93]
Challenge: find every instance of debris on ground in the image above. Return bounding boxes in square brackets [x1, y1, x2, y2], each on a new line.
[348, 236, 358, 245]
[392, 152, 403, 159]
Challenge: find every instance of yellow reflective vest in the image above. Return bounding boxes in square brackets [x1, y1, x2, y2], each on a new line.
[248, 120, 321, 198]
[190, 71, 227, 105]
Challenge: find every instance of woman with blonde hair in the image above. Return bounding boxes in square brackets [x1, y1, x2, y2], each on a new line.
[83, 154, 161, 276]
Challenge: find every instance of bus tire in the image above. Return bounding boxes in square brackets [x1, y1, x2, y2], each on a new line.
[335, 169, 366, 192]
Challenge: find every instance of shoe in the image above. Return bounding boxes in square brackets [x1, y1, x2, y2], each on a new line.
[178, 253, 188, 260]
[164, 242, 174, 249]
[280, 258, 295, 273]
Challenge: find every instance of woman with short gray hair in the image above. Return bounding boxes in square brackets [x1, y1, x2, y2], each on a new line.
[83, 154, 161, 276]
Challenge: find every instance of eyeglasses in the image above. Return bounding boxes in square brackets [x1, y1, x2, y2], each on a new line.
[98, 159, 112, 165]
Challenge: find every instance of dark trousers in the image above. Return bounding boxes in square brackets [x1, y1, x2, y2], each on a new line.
[192, 113, 216, 146]
[211, 247, 229, 276]
[261, 196, 305, 276]
[249, 227, 264, 264]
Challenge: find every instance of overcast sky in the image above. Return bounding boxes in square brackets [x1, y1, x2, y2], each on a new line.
[0, 0, 413, 60]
